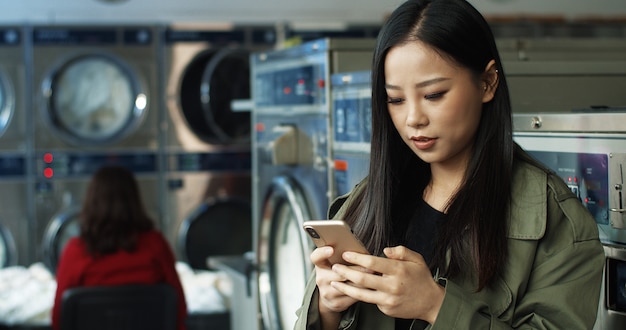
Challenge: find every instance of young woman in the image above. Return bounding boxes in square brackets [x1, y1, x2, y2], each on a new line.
[52, 165, 187, 330]
[295, 0, 604, 329]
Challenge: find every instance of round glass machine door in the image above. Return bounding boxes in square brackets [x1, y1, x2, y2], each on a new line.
[42, 207, 80, 273]
[180, 48, 251, 145]
[0, 70, 14, 138]
[177, 198, 252, 270]
[0, 223, 17, 268]
[43, 54, 147, 145]
[258, 176, 314, 330]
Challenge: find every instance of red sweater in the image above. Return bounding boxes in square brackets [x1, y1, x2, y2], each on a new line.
[52, 230, 187, 330]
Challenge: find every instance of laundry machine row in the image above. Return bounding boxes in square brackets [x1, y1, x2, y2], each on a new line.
[1, 24, 381, 285]
[161, 25, 276, 271]
[0, 24, 280, 271]
[250, 38, 375, 330]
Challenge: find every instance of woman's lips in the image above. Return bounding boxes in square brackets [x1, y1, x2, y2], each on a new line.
[411, 136, 436, 150]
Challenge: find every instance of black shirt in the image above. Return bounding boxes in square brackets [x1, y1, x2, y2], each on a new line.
[395, 198, 445, 330]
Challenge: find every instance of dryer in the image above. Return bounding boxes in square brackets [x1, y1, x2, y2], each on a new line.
[251, 38, 375, 330]
[31, 25, 160, 151]
[0, 26, 31, 267]
[30, 25, 162, 271]
[161, 25, 275, 268]
[163, 25, 276, 151]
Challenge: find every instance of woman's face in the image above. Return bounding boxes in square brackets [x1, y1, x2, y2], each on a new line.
[384, 41, 493, 172]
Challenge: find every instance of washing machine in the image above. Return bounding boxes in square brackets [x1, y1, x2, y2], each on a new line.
[330, 70, 371, 199]
[30, 25, 162, 271]
[31, 25, 160, 150]
[0, 26, 32, 267]
[251, 38, 375, 330]
[35, 151, 161, 273]
[163, 25, 276, 151]
[512, 110, 626, 329]
[161, 25, 276, 268]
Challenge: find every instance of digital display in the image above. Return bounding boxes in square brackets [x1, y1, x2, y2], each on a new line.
[0, 155, 26, 177]
[255, 65, 320, 106]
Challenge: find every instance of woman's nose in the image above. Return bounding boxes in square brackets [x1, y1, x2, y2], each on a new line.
[406, 102, 427, 127]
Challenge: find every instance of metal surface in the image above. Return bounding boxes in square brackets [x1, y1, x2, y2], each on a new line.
[33, 151, 161, 272]
[594, 244, 626, 330]
[496, 38, 626, 62]
[495, 38, 626, 114]
[513, 111, 626, 133]
[0, 26, 32, 267]
[0, 222, 17, 268]
[160, 26, 269, 269]
[30, 26, 162, 271]
[162, 25, 275, 151]
[513, 111, 626, 330]
[0, 154, 28, 267]
[252, 38, 374, 330]
[0, 159, 28, 265]
[163, 150, 252, 268]
[330, 70, 371, 198]
[31, 25, 160, 150]
[0, 26, 28, 151]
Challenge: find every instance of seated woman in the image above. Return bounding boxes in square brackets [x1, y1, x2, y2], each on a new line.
[52, 165, 187, 330]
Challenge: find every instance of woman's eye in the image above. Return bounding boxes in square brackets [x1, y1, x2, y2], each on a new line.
[424, 92, 445, 100]
[387, 97, 404, 104]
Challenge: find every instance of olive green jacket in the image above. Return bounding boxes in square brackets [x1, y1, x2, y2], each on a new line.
[294, 159, 605, 330]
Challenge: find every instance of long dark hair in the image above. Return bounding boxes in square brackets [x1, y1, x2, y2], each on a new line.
[343, 0, 515, 290]
[80, 165, 154, 256]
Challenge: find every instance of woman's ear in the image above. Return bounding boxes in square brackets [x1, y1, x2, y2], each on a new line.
[481, 59, 499, 103]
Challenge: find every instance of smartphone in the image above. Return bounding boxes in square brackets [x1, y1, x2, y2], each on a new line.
[302, 220, 369, 265]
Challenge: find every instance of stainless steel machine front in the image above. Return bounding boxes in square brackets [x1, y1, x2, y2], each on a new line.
[162, 25, 275, 150]
[496, 38, 626, 113]
[31, 25, 160, 150]
[252, 38, 375, 330]
[29, 26, 163, 271]
[330, 70, 371, 198]
[35, 151, 161, 273]
[0, 154, 27, 267]
[161, 26, 273, 269]
[0, 26, 31, 267]
[513, 110, 626, 330]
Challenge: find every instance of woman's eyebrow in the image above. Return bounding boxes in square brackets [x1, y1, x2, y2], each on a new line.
[385, 77, 451, 90]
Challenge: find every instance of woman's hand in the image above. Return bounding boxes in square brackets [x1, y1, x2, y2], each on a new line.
[329, 245, 445, 324]
[312, 246, 361, 313]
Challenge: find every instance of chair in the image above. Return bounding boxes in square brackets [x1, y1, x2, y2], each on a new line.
[60, 284, 178, 330]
